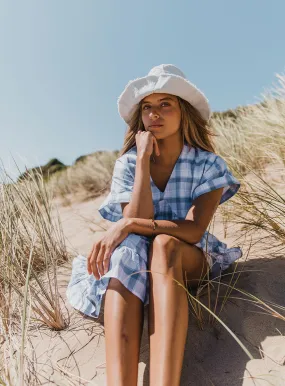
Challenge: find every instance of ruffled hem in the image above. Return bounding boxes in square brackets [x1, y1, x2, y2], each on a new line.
[195, 230, 242, 278]
[66, 232, 243, 319]
[66, 245, 148, 318]
[207, 247, 243, 279]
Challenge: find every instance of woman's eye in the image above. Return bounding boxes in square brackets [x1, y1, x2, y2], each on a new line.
[142, 103, 170, 110]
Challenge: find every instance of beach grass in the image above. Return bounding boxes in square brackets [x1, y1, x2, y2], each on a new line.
[0, 168, 71, 385]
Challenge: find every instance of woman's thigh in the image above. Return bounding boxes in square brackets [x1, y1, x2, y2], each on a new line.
[150, 235, 209, 287]
[179, 239, 209, 287]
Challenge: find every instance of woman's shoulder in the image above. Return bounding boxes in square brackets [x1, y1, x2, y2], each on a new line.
[116, 146, 137, 164]
[184, 146, 230, 176]
[113, 146, 138, 177]
[186, 145, 219, 164]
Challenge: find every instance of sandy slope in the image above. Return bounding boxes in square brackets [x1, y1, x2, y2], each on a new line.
[27, 193, 285, 385]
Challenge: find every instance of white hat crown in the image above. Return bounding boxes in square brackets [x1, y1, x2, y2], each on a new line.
[148, 64, 186, 79]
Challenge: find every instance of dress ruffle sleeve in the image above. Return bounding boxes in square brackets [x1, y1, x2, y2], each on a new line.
[98, 156, 134, 222]
[192, 154, 240, 205]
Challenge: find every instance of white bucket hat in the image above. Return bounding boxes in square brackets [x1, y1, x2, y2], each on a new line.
[117, 64, 211, 123]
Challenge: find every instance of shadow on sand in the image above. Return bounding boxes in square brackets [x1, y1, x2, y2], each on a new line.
[91, 256, 285, 386]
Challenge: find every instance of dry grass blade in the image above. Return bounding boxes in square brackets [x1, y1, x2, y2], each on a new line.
[125, 269, 254, 360]
[208, 279, 285, 322]
[230, 169, 285, 248]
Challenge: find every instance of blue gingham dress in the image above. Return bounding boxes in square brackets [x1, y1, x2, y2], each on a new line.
[66, 144, 242, 318]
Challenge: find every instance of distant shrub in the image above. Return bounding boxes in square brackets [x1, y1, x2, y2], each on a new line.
[18, 158, 66, 182]
[47, 150, 120, 202]
[74, 150, 108, 165]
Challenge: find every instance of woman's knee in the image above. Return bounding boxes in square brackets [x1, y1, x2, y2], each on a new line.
[106, 278, 143, 308]
[105, 279, 143, 338]
[148, 234, 183, 271]
[152, 234, 181, 249]
[107, 278, 129, 296]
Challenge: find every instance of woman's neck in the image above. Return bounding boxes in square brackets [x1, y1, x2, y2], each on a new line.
[152, 137, 184, 166]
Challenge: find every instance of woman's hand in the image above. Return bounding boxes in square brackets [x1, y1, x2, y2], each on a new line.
[87, 218, 130, 280]
[135, 130, 160, 159]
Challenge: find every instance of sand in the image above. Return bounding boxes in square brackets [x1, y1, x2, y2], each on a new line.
[24, 190, 285, 385]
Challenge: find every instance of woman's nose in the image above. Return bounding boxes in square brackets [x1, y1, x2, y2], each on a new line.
[149, 110, 160, 120]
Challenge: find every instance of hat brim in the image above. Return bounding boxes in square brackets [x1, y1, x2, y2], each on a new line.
[118, 74, 211, 123]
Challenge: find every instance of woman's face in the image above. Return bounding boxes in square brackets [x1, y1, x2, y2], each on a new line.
[141, 93, 181, 139]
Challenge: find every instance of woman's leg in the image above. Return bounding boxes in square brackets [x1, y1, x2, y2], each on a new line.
[104, 278, 144, 386]
[148, 234, 208, 386]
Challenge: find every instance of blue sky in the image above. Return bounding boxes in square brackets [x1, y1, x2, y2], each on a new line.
[1, 0, 285, 178]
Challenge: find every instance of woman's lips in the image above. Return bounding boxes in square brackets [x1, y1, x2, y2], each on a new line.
[149, 125, 163, 128]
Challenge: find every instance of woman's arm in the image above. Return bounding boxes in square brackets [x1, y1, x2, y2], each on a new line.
[124, 187, 224, 245]
[121, 153, 154, 219]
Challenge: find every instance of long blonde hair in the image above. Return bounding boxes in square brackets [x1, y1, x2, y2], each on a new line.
[118, 95, 217, 157]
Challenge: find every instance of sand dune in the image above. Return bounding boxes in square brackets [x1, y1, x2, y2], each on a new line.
[25, 193, 285, 385]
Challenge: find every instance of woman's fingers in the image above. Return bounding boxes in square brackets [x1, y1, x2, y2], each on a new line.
[87, 247, 93, 275]
[153, 136, 160, 156]
[87, 241, 113, 279]
[136, 129, 156, 158]
[103, 248, 112, 275]
[96, 246, 105, 278]
[87, 245, 97, 275]
[89, 243, 100, 280]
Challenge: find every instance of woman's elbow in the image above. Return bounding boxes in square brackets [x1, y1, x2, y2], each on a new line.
[190, 225, 205, 244]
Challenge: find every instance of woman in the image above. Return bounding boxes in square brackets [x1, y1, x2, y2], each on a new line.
[67, 64, 242, 386]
